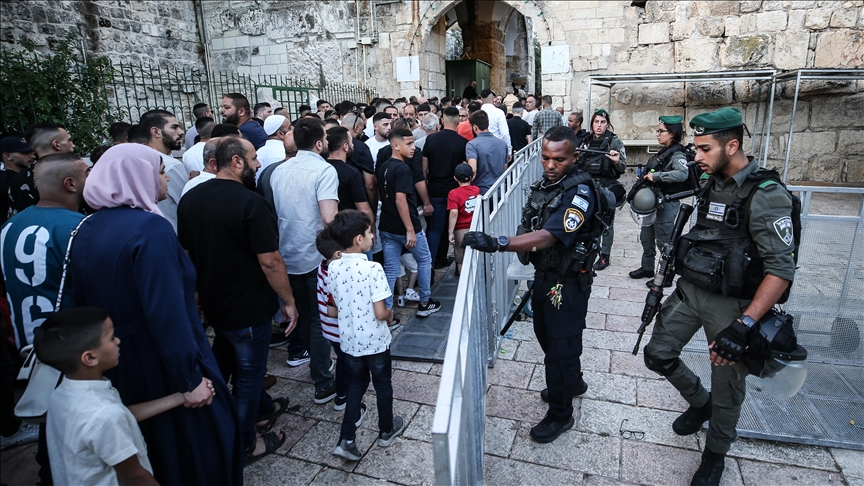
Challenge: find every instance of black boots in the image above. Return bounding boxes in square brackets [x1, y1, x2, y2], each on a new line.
[690, 448, 726, 486]
[629, 267, 654, 279]
[594, 254, 611, 270]
[673, 393, 712, 436]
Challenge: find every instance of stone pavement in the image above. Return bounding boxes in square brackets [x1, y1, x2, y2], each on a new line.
[3, 205, 863, 486]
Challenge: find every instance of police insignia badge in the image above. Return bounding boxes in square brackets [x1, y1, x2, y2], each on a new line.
[773, 216, 794, 246]
[563, 208, 584, 233]
[693, 125, 705, 135]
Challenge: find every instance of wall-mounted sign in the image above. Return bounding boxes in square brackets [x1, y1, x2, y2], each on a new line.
[396, 56, 420, 82]
[541, 45, 570, 74]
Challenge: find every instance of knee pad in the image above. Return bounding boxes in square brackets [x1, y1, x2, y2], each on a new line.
[644, 349, 680, 377]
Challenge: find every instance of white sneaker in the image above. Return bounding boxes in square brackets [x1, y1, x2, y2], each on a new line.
[397, 295, 405, 307]
[0, 421, 39, 451]
[404, 289, 420, 302]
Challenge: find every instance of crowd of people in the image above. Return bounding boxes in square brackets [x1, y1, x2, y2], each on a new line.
[0, 83, 595, 485]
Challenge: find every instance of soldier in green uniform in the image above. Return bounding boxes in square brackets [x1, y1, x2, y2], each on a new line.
[629, 115, 689, 281]
[642, 108, 796, 486]
[576, 109, 625, 270]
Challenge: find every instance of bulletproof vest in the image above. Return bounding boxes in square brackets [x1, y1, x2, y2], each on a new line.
[643, 144, 689, 196]
[675, 168, 795, 303]
[578, 132, 618, 179]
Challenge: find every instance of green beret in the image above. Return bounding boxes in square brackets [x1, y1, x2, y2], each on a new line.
[593, 108, 609, 118]
[689, 107, 743, 135]
[659, 115, 683, 125]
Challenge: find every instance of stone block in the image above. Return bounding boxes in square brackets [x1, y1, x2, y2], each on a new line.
[627, 44, 675, 73]
[697, 18, 725, 37]
[390, 370, 439, 406]
[401, 404, 433, 442]
[487, 359, 535, 389]
[632, 109, 660, 127]
[785, 131, 837, 159]
[788, 9, 807, 29]
[582, 371, 637, 405]
[838, 130, 864, 155]
[739, 13, 757, 33]
[710, 0, 737, 16]
[844, 156, 864, 182]
[739, 0, 763, 13]
[484, 416, 520, 457]
[761, 0, 786, 10]
[831, 8, 859, 27]
[637, 378, 689, 412]
[815, 30, 864, 68]
[485, 385, 548, 423]
[738, 459, 839, 485]
[774, 31, 810, 70]
[510, 425, 621, 477]
[728, 437, 839, 471]
[721, 35, 772, 68]
[805, 9, 833, 29]
[761, 99, 810, 133]
[583, 329, 642, 353]
[484, 455, 585, 485]
[676, 38, 720, 72]
[544, 80, 566, 97]
[243, 454, 323, 486]
[235, 35, 249, 48]
[578, 399, 699, 450]
[309, 469, 399, 485]
[354, 438, 435, 485]
[811, 93, 864, 129]
[687, 82, 734, 106]
[515, 340, 544, 364]
[809, 155, 844, 181]
[621, 441, 744, 486]
[287, 420, 378, 471]
[671, 19, 695, 40]
[638, 22, 669, 45]
[756, 10, 787, 31]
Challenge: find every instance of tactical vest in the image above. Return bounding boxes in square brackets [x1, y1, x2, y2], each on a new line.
[643, 143, 689, 196]
[578, 132, 619, 179]
[674, 168, 796, 303]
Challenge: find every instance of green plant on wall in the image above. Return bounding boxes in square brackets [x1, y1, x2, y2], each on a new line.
[533, 38, 542, 96]
[0, 34, 118, 156]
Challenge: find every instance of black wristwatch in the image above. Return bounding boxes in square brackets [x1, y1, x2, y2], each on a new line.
[497, 236, 510, 252]
[739, 315, 757, 329]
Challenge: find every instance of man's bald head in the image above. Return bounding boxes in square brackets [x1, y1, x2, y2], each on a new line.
[33, 153, 88, 210]
[202, 137, 221, 174]
[283, 132, 298, 159]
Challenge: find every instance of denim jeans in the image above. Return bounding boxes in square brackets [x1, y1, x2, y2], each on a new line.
[380, 229, 432, 308]
[340, 349, 394, 441]
[289, 270, 334, 391]
[331, 341, 350, 401]
[425, 197, 449, 265]
[211, 321, 273, 449]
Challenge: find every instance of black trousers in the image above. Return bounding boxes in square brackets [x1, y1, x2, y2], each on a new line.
[531, 275, 590, 420]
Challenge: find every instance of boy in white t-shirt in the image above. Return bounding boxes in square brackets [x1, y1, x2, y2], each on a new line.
[326, 210, 405, 461]
[34, 307, 214, 486]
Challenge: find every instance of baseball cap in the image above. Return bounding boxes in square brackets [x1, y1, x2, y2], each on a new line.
[0, 136, 33, 154]
[454, 163, 474, 182]
[480, 88, 496, 99]
[263, 115, 288, 136]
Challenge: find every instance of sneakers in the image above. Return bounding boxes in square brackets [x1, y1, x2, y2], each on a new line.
[270, 332, 290, 348]
[378, 416, 405, 447]
[540, 378, 588, 403]
[355, 403, 367, 427]
[629, 267, 654, 279]
[404, 289, 420, 302]
[397, 295, 405, 307]
[314, 383, 337, 404]
[0, 421, 40, 451]
[332, 439, 362, 461]
[690, 448, 726, 486]
[529, 415, 574, 443]
[673, 393, 712, 436]
[416, 300, 442, 317]
[334, 395, 347, 411]
[285, 349, 310, 367]
[594, 254, 611, 271]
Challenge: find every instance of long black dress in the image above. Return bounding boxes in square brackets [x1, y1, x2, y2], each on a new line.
[68, 206, 242, 486]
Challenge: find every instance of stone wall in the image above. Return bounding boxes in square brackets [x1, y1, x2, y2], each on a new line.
[0, 0, 205, 69]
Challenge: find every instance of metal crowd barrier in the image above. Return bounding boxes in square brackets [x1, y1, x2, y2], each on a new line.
[432, 138, 543, 485]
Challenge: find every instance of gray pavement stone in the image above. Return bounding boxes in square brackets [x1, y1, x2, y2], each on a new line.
[592, 286, 611, 299]
[606, 286, 652, 303]
[498, 336, 519, 360]
[514, 339, 545, 364]
[528, 365, 545, 391]
[483, 454, 585, 485]
[287, 420, 378, 472]
[610, 350, 662, 380]
[505, 320, 537, 342]
[429, 363, 443, 376]
[310, 467, 401, 485]
[584, 347, 612, 372]
[244, 454, 323, 485]
[584, 329, 641, 353]
[485, 385, 548, 423]
[582, 371, 637, 405]
[737, 458, 839, 486]
[274, 413, 319, 455]
[485, 416, 520, 457]
[488, 358, 535, 388]
[579, 399, 699, 451]
[583, 475, 641, 485]
[595, 274, 658, 291]
[588, 297, 643, 317]
[0, 443, 38, 486]
[636, 377, 689, 412]
[847, 477, 864, 486]
[509, 424, 621, 477]
[402, 404, 434, 442]
[267, 350, 315, 384]
[587, 310, 607, 329]
[725, 437, 839, 471]
[831, 448, 864, 478]
[349, 397, 420, 436]
[620, 440, 745, 486]
[391, 370, 440, 406]
[605, 314, 645, 334]
[355, 438, 436, 485]
[392, 360, 434, 373]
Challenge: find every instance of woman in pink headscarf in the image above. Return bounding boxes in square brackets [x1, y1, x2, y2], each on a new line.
[67, 144, 242, 485]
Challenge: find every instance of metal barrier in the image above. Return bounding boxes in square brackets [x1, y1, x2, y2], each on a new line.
[432, 138, 543, 485]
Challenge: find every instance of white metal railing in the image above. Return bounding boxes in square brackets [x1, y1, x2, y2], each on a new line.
[432, 138, 543, 485]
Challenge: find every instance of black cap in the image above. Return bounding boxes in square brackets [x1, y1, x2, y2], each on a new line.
[454, 163, 474, 182]
[480, 88, 496, 99]
[0, 136, 33, 154]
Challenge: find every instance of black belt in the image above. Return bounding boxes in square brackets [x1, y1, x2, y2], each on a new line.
[534, 268, 584, 283]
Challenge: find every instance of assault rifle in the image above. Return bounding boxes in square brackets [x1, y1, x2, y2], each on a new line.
[631, 202, 694, 355]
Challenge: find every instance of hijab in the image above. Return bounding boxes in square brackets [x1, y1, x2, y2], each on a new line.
[83, 143, 164, 216]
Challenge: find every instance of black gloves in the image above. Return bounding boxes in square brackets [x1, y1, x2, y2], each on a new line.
[711, 319, 751, 362]
[461, 231, 498, 253]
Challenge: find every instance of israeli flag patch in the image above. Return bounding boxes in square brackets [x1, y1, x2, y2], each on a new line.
[571, 195, 590, 212]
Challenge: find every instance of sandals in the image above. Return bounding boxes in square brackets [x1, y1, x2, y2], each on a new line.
[256, 397, 292, 434]
[244, 431, 286, 467]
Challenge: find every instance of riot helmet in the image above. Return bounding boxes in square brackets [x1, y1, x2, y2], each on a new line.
[629, 186, 662, 226]
[746, 311, 808, 400]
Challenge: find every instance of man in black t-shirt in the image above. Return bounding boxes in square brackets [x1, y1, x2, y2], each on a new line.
[178, 137, 299, 460]
[376, 128, 441, 317]
[422, 106, 468, 266]
[508, 102, 533, 153]
[325, 127, 374, 225]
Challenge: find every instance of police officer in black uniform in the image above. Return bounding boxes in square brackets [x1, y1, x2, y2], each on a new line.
[462, 126, 598, 443]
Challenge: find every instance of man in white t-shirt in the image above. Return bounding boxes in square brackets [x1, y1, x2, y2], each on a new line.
[479, 89, 512, 153]
[142, 110, 186, 233]
[256, 115, 290, 182]
[365, 113, 392, 164]
[182, 117, 214, 176]
[522, 94, 539, 127]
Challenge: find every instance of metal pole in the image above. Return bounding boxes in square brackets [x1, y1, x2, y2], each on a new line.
[587, 81, 592, 117]
[760, 73, 776, 169]
[752, 82, 762, 156]
[781, 71, 801, 182]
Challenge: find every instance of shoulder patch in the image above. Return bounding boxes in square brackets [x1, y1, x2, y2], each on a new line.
[758, 180, 778, 189]
[571, 194, 590, 212]
[773, 216, 794, 246]
[563, 208, 585, 233]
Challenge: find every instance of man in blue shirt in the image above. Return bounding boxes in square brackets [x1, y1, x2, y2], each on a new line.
[220, 93, 268, 150]
[466, 110, 509, 195]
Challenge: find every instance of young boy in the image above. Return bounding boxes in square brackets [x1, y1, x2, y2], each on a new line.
[315, 230, 367, 424]
[447, 163, 481, 274]
[325, 210, 405, 461]
[34, 307, 212, 485]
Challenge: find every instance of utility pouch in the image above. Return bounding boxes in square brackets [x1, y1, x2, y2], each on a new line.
[680, 247, 725, 293]
[721, 245, 751, 298]
[516, 224, 531, 265]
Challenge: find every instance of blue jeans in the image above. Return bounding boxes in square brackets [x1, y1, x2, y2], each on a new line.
[340, 349, 394, 441]
[289, 271, 334, 391]
[212, 322, 273, 449]
[425, 197, 449, 265]
[380, 229, 432, 308]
